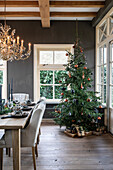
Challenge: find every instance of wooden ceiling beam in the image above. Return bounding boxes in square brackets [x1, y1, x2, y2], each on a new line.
[50, 1, 105, 8]
[51, 12, 97, 17]
[0, 1, 105, 8]
[38, 0, 50, 28]
[0, 1, 39, 7]
[0, 12, 40, 17]
[0, 12, 97, 18]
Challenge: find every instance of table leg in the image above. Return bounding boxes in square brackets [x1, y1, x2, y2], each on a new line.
[12, 129, 21, 170]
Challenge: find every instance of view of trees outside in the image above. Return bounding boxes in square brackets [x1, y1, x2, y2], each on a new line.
[40, 70, 66, 99]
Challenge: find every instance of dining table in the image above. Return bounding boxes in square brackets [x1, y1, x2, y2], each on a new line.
[0, 106, 34, 170]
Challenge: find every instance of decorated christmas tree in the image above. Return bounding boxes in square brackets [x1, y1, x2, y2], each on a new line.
[53, 38, 103, 132]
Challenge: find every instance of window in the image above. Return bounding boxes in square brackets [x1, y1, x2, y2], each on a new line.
[97, 45, 107, 104]
[110, 42, 113, 107]
[96, 7, 113, 107]
[0, 60, 7, 100]
[39, 50, 68, 101]
[34, 44, 72, 102]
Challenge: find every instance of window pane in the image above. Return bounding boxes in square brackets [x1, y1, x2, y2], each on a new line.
[40, 71, 53, 84]
[101, 66, 103, 84]
[110, 63, 113, 84]
[104, 65, 107, 84]
[55, 86, 62, 99]
[104, 85, 106, 104]
[40, 86, 53, 99]
[54, 51, 68, 64]
[54, 70, 66, 84]
[110, 14, 113, 35]
[99, 45, 107, 64]
[39, 51, 53, 64]
[0, 70, 3, 84]
[110, 43, 113, 61]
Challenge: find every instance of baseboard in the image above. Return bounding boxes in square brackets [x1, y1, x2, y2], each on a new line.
[42, 118, 55, 125]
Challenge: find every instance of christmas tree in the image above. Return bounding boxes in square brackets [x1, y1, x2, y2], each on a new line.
[53, 40, 103, 132]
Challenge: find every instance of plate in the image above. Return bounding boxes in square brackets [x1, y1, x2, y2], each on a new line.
[1, 113, 28, 119]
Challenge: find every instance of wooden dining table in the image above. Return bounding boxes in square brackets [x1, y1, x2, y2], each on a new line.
[0, 107, 33, 170]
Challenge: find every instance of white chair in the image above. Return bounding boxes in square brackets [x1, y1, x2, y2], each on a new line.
[12, 93, 29, 103]
[0, 101, 46, 170]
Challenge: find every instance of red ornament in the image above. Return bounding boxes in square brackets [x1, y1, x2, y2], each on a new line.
[80, 48, 83, 53]
[88, 78, 90, 81]
[87, 98, 91, 102]
[74, 65, 78, 68]
[81, 112, 83, 115]
[73, 45, 75, 48]
[99, 105, 102, 108]
[98, 117, 101, 120]
[65, 99, 68, 102]
[84, 67, 87, 69]
[72, 120, 75, 122]
[61, 93, 64, 96]
[59, 80, 62, 83]
[82, 72, 85, 79]
[69, 72, 71, 78]
[66, 53, 68, 56]
[81, 83, 83, 89]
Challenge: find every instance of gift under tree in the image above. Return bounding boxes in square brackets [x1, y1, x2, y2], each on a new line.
[53, 39, 103, 132]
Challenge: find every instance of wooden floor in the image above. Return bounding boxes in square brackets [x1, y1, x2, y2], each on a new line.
[1, 125, 113, 170]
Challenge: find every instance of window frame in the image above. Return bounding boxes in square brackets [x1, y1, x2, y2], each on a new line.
[33, 44, 73, 103]
[96, 7, 113, 107]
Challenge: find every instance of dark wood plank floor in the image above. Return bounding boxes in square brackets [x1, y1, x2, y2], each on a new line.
[1, 125, 113, 170]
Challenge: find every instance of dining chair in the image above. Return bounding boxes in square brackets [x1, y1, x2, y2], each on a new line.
[0, 101, 46, 170]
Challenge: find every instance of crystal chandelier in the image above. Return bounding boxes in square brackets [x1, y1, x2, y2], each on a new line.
[0, 0, 31, 61]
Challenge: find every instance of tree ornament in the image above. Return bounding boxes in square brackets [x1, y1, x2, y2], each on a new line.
[98, 117, 101, 120]
[69, 72, 71, 78]
[66, 53, 68, 56]
[69, 112, 71, 116]
[59, 80, 62, 83]
[72, 120, 75, 123]
[65, 99, 68, 102]
[80, 48, 83, 53]
[84, 67, 87, 69]
[81, 83, 83, 89]
[61, 93, 64, 95]
[99, 105, 102, 108]
[81, 112, 83, 115]
[71, 89, 75, 94]
[87, 98, 91, 102]
[82, 72, 85, 79]
[88, 78, 90, 81]
[74, 64, 78, 68]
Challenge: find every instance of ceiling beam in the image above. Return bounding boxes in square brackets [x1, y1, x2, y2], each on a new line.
[0, 1, 105, 8]
[0, 12, 97, 18]
[51, 12, 97, 17]
[0, 12, 40, 17]
[50, 1, 105, 8]
[38, 0, 50, 28]
[0, 1, 39, 7]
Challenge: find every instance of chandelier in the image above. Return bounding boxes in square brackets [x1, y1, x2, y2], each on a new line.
[0, 0, 31, 61]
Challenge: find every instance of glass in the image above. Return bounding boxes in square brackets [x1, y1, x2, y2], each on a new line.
[40, 71, 53, 84]
[101, 66, 103, 84]
[110, 43, 113, 61]
[110, 86, 113, 107]
[0, 70, 3, 84]
[110, 15, 113, 35]
[55, 86, 62, 99]
[40, 86, 53, 99]
[54, 51, 68, 64]
[54, 70, 66, 84]
[104, 85, 106, 104]
[104, 65, 107, 84]
[39, 51, 53, 64]
[99, 21, 107, 43]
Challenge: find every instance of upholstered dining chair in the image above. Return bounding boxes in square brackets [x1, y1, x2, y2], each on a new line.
[0, 101, 46, 170]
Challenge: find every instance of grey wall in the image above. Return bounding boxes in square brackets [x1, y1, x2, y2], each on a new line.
[7, 20, 95, 100]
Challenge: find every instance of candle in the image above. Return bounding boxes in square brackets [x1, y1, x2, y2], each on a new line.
[17, 36, 19, 45]
[7, 36, 9, 44]
[28, 43, 31, 51]
[8, 46, 10, 52]
[11, 79, 13, 101]
[0, 85, 2, 100]
[21, 40, 24, 47]
[13, 39, 15, 46]
[8, 84, 10, 101]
